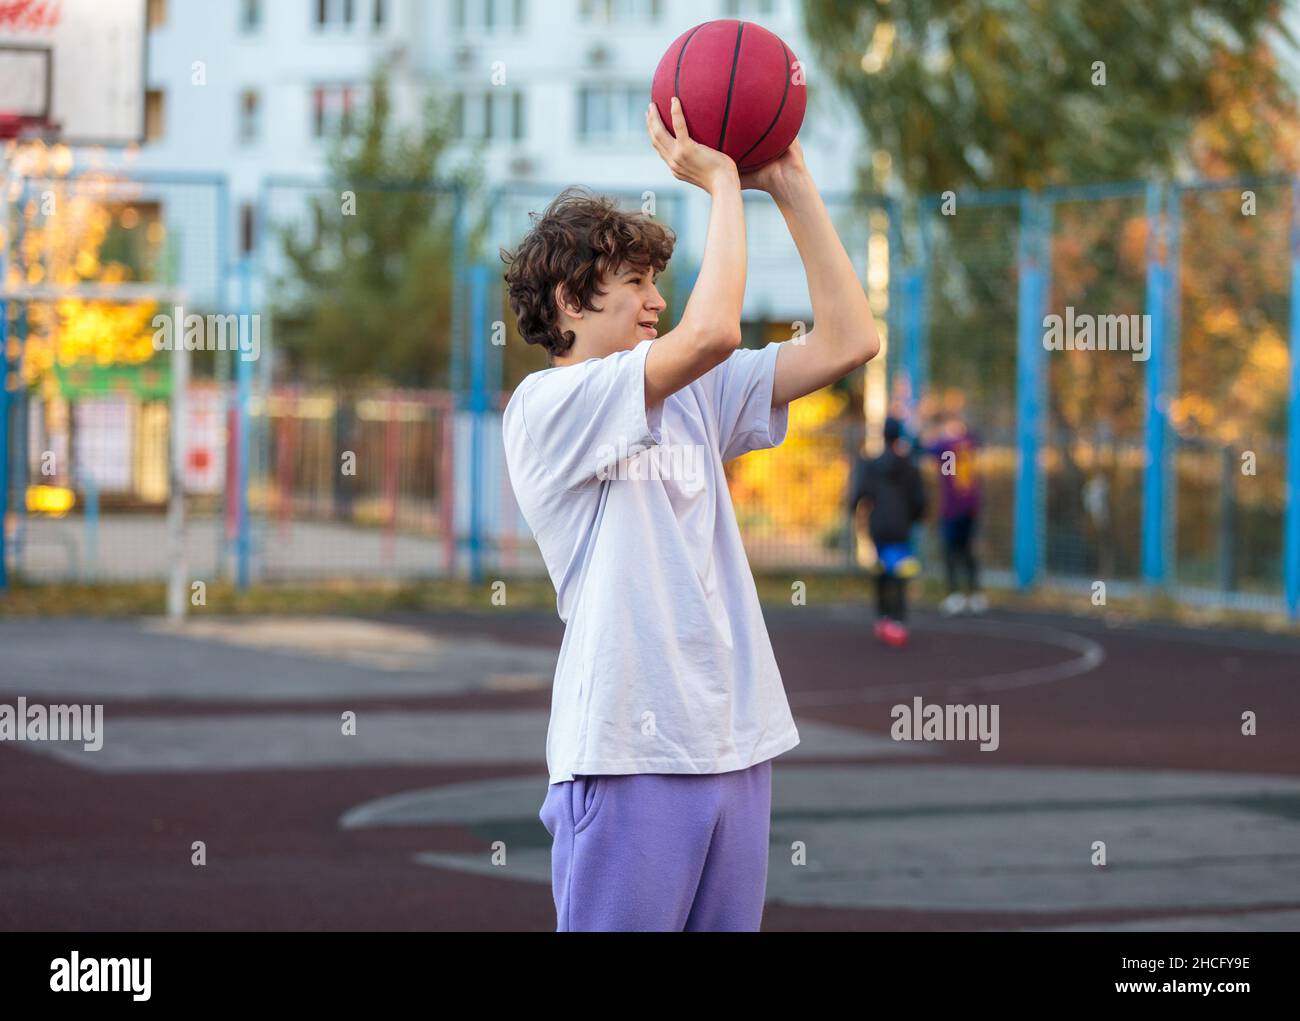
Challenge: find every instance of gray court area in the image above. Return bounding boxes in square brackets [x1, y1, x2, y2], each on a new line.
[347, 765, 1300, 924]
[0, 616, 558, 700]
[20, 711, 917, 773]
[3, 612, 1298, 931]
[3, 615, 931, 771]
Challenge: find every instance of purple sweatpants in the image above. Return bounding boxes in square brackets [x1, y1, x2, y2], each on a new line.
[538, 758, 773, 932]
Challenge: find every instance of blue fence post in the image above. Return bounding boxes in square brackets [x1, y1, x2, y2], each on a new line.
[1014, 191, 1046, 590]
[253, 202, 274, 589]
[83, 476, 99, 581]
[899, 208, 930, 409]
[0, 183, 32, 588]
[451, 183, 468, 396]
[1141, 182, 1170, 588]
[900, 271, 925, 409]
[0, 303, 8, 592]
[1286, 176, 1300, 619]
[12, 301, 27, 573]
[216, 178, 231, 580]
[885, 198, 901, 399]
[896, 203, 931, 569]
[0, 182, 12, 591]
[1164, 185, 1182, 590]
[0, 268, 8, 591]
[235, 256, 253, 590]
[468, 262, 490, 586]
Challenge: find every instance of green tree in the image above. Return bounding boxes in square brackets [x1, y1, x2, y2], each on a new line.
[274, 71, 485, 386]
[801, 0, 1296, 194]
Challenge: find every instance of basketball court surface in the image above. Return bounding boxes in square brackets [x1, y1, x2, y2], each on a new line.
[2, 604, 1297, 931]
[0, 0, 1296, 936]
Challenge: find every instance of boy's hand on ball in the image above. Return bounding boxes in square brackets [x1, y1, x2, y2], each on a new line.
[646, 96, 739, 195]
[738, 139, 809, 201]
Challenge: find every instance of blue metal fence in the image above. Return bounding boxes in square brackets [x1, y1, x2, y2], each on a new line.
[3, 166, 1300, 620]
[898, 174, 1300, 618]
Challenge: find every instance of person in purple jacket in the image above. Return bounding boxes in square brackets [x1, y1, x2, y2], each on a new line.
[919, 408, 987, 615]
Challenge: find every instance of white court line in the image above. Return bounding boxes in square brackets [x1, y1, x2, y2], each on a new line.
[787, 618, 1106, 708]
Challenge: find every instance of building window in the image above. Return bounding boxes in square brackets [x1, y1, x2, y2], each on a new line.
[312, 85, 359, 139]
[240, 0, 261, 32]
[240, 203, 256, 256]
[314, 0, 355, 29]
[238, 90, 260, 144]
[451, 90, 525, 142]
[453, 0, 525, 33]
[373, 0, 386, 29]
[579, 0, 661, 22]
[578, 85, 645, 142]
[146, 0, 167, 29]
[722, 0, 778, 15]
[144, 89, 165, 141]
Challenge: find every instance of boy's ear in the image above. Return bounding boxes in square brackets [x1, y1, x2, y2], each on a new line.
[554, 281, 582, 322]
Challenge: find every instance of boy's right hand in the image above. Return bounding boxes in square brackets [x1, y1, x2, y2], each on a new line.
[646, 96, 739, 195]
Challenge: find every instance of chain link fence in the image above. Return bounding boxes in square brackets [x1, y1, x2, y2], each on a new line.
[4, 167, 1299, 618]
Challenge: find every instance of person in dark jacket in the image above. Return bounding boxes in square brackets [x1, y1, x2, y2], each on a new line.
[848, 417, 928, 646]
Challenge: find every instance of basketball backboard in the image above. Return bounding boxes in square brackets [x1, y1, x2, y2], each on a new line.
[0, 0, 146, 145]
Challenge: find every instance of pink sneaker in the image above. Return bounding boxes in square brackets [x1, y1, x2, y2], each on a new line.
[881, 620, 909, 647]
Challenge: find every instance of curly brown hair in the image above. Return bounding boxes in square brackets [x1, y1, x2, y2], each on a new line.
[500, 186, 676, 361]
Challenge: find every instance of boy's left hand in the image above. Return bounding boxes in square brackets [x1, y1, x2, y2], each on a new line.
[738, 139, 809, 200]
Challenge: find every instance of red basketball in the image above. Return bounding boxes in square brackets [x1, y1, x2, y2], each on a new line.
[651, 19, 806, 173]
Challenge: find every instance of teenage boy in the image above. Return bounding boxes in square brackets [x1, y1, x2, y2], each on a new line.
[500, 97, 880, 931]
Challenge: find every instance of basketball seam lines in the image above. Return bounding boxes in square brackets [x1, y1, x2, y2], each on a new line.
[673, 23, 706, 118]
[737, 42, 793, 170]
[717, 21, 745, 151]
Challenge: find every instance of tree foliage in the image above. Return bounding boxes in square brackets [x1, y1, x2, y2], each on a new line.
[801, 0, 1297, 193]
[274, 72, 484, 387]
[3, 161, 160, 390]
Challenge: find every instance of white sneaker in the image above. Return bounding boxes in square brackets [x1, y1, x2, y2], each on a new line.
[968, 592, 989, 614]
[939, 592, 968, 616]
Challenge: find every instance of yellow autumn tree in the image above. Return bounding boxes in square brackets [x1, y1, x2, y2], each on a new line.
[4, 147, 158, 391]
[726, 385, 851, 561]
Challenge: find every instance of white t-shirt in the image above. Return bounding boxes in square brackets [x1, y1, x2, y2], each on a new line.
[502, 338, 801, 784]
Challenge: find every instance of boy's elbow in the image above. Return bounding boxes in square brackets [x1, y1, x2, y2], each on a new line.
[834, 330, 879, 377]
[715, 324, 744, 350]
[704, 326, 743, 358]
[856, 329, 882, 367]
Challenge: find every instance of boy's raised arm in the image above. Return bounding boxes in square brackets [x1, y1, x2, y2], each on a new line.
[745, 142, 880, 406]
[642, 97, 746, 408]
